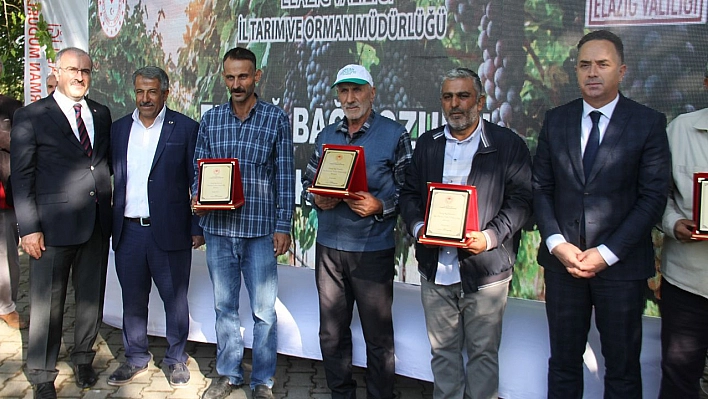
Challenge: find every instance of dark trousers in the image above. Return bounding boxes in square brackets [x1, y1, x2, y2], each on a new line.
[114, 221, 191, 367]
[659, 279, 708, 399]
[0, 208, 19, 313]
[315, 243, 395, 399]
[544, 270, 645, 399]
[26, 218, 109, 384]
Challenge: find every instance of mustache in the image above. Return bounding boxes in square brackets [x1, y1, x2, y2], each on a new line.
[139, 102, 154, 107]
[231, 88, 246, 94]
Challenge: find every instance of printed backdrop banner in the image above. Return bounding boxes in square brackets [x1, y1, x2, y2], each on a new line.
[31, 1, 708, 303]
[23, 0, 89, 103]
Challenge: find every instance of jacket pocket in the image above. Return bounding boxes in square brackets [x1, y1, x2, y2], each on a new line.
[36, 192, 69, 204]
[500, 243, 513, 267]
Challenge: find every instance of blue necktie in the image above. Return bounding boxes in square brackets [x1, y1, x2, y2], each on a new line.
[583, 111, 601, 180]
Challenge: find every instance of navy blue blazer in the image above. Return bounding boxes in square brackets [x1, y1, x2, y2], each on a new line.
[11, 94, 113, 245]
[532, 95, 671, 280]
[111, 108, 202, 252]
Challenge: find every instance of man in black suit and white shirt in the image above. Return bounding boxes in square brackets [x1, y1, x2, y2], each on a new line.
[532, 30, 671, 398]
[11, 47, 112, 399]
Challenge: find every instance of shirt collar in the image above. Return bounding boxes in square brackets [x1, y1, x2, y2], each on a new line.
[693, 108, 708, 132]
[131, 105, 167, 129]
[229, 94, 260, 121]
[582, 94, 620, 120]
[443, 118, 483, 143]
[53, 89, 87, 111]
[337, 110, 377, 136]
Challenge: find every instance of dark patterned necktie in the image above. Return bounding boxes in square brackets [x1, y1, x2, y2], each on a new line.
[73, 103, 92, 157]
[583, 111, 601, 180]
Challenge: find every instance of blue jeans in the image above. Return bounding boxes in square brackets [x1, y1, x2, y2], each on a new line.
[204, 232, 278, 389]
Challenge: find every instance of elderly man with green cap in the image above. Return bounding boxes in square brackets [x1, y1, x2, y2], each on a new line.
[301, 64, 412, 399]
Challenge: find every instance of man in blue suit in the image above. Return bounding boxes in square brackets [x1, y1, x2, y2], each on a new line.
[533, 30, 671, 398]
[108, 66, 204, 388]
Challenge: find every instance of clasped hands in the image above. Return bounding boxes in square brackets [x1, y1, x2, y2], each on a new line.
[552, 242, 608, 278]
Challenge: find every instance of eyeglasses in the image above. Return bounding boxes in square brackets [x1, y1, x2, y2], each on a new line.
[59, 66, 92, 76]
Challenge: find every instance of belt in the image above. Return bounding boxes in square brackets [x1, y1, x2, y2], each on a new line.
[125, 217, 151, 226]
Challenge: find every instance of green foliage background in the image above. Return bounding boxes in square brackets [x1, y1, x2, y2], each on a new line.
[1, 0, 55, 100]
[83, 0, 707, 312]
[88, 0, 169, 117]
[1, 0, 28, 99]
[0, 0, 698, 317]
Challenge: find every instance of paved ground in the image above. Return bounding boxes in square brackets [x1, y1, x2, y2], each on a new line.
[4, 252, 708, 399]
[0, 253, 434, 399]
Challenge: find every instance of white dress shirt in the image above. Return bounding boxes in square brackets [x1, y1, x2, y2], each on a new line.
[434, 122, 482, 285]
[546, 94, 621, 266]
[52, 89, 94, 146]
[124, 106, 166, 218]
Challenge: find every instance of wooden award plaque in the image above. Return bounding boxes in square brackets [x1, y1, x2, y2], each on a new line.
[419, 183, 479, 247]
[692, 172, 708, 240]
[307, 144, 368, 200]
[194, 158, 245, 210]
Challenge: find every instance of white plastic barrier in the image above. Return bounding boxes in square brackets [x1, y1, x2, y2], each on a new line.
[103, 249, 661, 398]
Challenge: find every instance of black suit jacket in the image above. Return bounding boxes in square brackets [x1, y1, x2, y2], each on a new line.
[111, 108, 201, 251]
[532, 95, 671, 280]
[10, 94, 112, 245]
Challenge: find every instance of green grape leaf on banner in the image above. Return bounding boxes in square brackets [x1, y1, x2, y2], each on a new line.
[356, 43, 379, 71]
